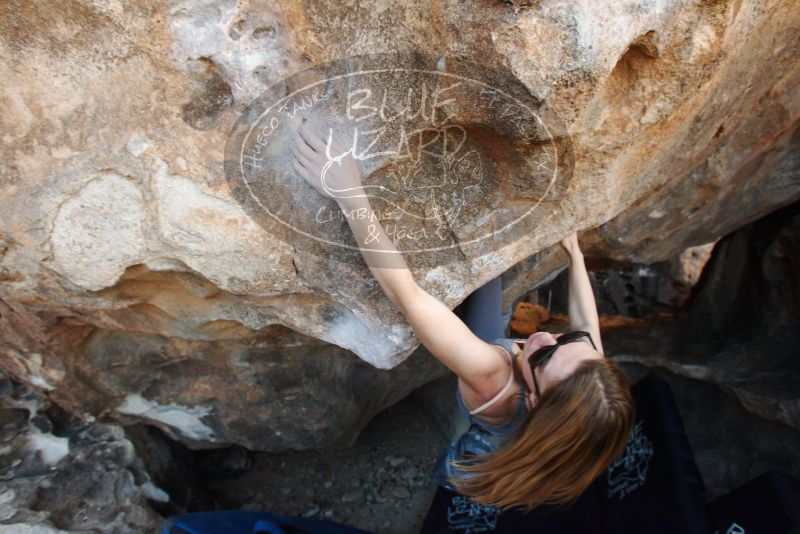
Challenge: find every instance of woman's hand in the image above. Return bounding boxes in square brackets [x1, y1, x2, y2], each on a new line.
[290, 123, 364, 204]
[560, 232, 582, 259]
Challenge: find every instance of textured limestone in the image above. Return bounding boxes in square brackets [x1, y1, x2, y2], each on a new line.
[0, 0, 798, 450]
[0, 372, 164, 533]
[51, 173, 150, 291]
[605, 201, 800, 431]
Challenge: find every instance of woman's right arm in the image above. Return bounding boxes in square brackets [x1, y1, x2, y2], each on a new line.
[291, 124, 511, 400]
[560, 233, 604, 354]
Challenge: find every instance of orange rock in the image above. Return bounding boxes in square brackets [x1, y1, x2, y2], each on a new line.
[509, 302, 551, 336]
[598, 315, 648, 328]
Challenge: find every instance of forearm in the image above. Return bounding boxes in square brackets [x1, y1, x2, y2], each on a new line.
[336, 192, 416, 306]
[566, 250, 600, 331]
[336, 193, 508, 389]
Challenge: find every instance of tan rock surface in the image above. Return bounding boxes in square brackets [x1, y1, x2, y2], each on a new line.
[0, 0, 798, 450]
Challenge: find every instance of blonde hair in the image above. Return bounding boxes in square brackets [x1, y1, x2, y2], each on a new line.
[447, 357, 634, 511]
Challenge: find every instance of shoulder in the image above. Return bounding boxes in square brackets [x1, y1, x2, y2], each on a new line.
[458, 344, 523, 423]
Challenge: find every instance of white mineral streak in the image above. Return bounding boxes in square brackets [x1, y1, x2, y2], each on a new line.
[116, 394, 215, 441]
[141, 481, 171, 503]
[0, 525, 74, 534]
[326, 311, 394, 369]
[24, 432, 70, 466]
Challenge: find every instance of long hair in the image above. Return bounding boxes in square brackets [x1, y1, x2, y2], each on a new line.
[447, 357, 635, 511]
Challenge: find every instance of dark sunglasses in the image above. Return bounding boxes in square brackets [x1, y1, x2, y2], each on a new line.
[513, 331, 597, 400]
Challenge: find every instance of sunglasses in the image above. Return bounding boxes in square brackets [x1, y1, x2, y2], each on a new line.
[512, 331, 597, 400]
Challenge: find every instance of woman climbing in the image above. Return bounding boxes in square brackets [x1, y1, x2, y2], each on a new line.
[290, 123, 635, 511]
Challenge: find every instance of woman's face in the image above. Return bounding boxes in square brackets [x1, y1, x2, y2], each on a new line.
[518, 331, 604, 408]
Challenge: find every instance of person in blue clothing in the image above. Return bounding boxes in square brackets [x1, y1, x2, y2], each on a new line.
[290, 124, 635, 512]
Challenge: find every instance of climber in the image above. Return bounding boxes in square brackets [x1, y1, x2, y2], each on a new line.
[289, 123, 635, 512]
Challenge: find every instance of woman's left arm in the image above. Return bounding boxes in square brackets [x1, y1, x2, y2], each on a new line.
[291, 124, 509, 400]
[560, 233, 604, 354]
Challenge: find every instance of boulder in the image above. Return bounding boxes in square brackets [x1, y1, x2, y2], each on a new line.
[0, 371, 164, 533]
[0, 0, 798, 450]
[605, 201, 800, 432]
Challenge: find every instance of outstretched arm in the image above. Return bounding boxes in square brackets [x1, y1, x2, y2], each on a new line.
[291, 124, 509, 399]
[560, 233, 603, 354]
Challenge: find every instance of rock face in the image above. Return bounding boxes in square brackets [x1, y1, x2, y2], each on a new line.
[509, 241, 716, 329]
[0, 371, 165, 533]
[0, 0, 798, 450]
[605, 201, 800, 432]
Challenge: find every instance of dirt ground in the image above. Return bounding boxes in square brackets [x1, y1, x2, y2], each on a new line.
[205, 386, 451, 534]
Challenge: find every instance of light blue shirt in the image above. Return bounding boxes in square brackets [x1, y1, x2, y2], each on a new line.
[433, 337, 530, 491]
